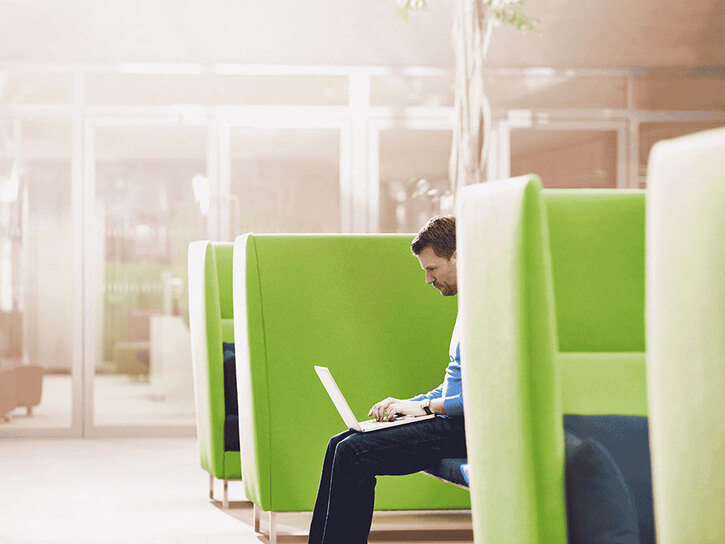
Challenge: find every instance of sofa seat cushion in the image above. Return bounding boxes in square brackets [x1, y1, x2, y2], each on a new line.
[225, 415, 240, 452]
[565, 415, 654, 544]
[424, 457, 469, 487]
[222, 342, 238, 416]
[222, 342, 240, 452]
[565, 435, 640, 544]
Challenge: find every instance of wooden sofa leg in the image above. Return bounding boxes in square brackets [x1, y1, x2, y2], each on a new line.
[223, 480, 229, 509]
[253, 503, 260, 533]
[209, 474, 214, 500]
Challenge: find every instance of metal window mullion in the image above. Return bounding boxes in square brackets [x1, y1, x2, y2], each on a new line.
[71, 70, 85, 437]
[81, 117, 97, 436]
[348, 73, 370, 233]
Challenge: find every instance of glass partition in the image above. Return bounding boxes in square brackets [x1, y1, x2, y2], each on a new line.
[229, 127, 341, 234]
[0, 116, 73, 431]
[92, 124, 207, 427]
[511, 129, 619, 189]
[378, 128, 452, 233]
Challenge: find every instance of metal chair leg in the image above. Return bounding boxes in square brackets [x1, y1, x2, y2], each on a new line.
[269, 511, 277, 544]
[253, 503, 260, 533]
[223, 479, 229, 509]
[209, 474, 214, 500]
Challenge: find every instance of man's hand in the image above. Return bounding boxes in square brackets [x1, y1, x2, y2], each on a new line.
[368, 397, 426, 422]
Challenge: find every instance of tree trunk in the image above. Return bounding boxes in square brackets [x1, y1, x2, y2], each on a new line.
[449, 0, 493, 200]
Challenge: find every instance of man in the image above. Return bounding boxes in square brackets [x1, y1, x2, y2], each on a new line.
[308, 215, 466, 544]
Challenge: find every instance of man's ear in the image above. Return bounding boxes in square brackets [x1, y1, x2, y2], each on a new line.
[450, 250, 457, 262]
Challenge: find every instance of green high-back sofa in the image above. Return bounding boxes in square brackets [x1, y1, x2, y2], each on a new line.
[232, 233, 470, 538]
[188, 241, 241, 508]
[457, 176, 647, 544]
[647, 127, 725, 544]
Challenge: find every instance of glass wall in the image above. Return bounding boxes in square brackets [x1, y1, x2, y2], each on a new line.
[229, 127, 341, 234]
[378, 128, 452, 233]
[0, 116, 74, 431]
[0, 65, 721, 435]
[92, 124, 207, 427]
[511, 129, 619, 189]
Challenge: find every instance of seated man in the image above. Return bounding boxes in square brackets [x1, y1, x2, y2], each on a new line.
[308, 215, 466, 544]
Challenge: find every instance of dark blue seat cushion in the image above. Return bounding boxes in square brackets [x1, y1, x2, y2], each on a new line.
[424, 457, 469, 487]
[564, 415, 654, 544]
[565, 435, 640, 544]
[225, 415, 240, 452]
[423, 416, 653, 544]
[222, 342, 240, 452]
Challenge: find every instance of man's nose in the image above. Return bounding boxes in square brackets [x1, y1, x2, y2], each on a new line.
[425, 272, 434, 284]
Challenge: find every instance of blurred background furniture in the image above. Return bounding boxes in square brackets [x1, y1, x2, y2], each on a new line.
[457, 176, 651, 544]
[188, 241, 241, 508]
[14, 365, 44, 415]
[0, 364, 44, 421]
[233, 233, 470, 543]
[0, 369, 17, 421]
[150, 315, 194, 402]
[646, 127, 725, 544]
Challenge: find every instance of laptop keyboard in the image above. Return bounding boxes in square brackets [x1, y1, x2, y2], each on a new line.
[358, 416, 420, 431]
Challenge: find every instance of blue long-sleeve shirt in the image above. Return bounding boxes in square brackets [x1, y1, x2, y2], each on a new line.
[409, 315, 463, 417]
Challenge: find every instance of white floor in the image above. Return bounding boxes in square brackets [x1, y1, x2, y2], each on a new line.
[0, 437, 473, 544]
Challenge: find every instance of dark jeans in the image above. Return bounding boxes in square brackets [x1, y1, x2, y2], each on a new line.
[308, 416, 467, 544]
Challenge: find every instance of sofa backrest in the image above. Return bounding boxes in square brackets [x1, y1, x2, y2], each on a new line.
[646, 127, 725, 544]
[214, 244, 235, 343]
[234, 233, 469, 512]
[188, 241, 237, 478]
[545, 191, 647, 416]
[457, 176, 648, 544]
[546, 191, 645, 353]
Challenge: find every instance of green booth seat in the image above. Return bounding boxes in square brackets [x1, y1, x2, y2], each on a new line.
[233, 233, 471, 543]
[457, 176, 649, 544]
[646, 127, 725, 544]
[188, 241, 241, 508]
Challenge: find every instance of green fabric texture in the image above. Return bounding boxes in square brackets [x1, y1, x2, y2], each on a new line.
[646, 127, 725, 544]
[546, 191, 645, 353]
[233, 233, 471, 513]
[188, 241, 241, 480]
[559, 353, 647, 416]
[456, 176, 647, 544]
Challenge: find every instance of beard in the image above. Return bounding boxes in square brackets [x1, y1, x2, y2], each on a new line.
[435, 283, 457, 296]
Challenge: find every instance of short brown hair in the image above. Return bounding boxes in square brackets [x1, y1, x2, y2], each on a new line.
[411, 215, 456, 259]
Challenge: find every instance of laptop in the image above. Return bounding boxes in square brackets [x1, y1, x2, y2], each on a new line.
[314, 365, 436, 432]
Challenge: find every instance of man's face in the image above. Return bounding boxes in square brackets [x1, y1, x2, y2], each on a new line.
[416, 246, 458, 296]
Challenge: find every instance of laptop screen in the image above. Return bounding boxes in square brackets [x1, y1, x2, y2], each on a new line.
[314, 365, 362, 431]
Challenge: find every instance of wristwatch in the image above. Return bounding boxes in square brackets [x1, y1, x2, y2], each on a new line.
[422, 398, 433, 415]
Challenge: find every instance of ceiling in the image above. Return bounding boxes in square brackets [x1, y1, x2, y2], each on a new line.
[0, 0, 723, 70]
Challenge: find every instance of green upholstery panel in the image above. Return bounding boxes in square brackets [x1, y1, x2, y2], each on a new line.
[216, 246, 234, 320]
[188, 241, 241, 481]
[233, 234, 470, 513]
[457, 176, 647, 544]
[220, 319, 234, 344]
[647, 127, 725, 543]
[558, 353, 647, 416]
[224, 451, 241, 480]
[546, 191, 645, 353]
[457, 177, 566, 544]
